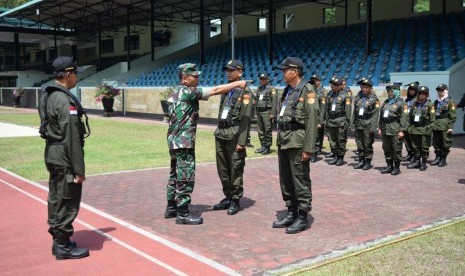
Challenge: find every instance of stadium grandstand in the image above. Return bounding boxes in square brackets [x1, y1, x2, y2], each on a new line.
[0, 0, 464, 132]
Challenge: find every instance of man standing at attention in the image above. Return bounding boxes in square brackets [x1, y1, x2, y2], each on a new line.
[166, 63, 249, 224]
[38, 56, 90, 260]
[254, 72, 276, 155]
[212, 59, 253, 215]
[272, 57, 318, 234]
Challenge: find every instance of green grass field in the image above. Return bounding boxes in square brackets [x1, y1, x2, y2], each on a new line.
[1, 106, 464, 275]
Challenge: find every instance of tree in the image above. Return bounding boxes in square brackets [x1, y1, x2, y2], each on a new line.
[0, 0, 29, 9]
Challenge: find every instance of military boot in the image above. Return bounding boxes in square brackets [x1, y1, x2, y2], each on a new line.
[354, 150, 362, 161]
[362, 158, 372, 170]
[55, 237, 89, 260]
[403, 151, 413, 161]
[438, 154, 448, 167]
[430, 153, 441, 166]
[272, 206, 298, 228]
[420, 158, 427, 171]
[175, 205, 203, 225]
[325, 152, 335, 158]
[310, 155, 318, 163]
[335, 156, 344, 166]
[285, 209, 308, 234]
[52, 238, 76, 256]
[261, 147, 271, 155]
[354, 158, 365, 169]
[408, 155, 417, 165]
[227, 199, 240, 215]
[213, 197, 231, 210]
[407, 157, 420, 169]
[255, 146, 265, 153]
[391, 161, 401, 175]
[380, 161, 393, 174]
[328, 155, 338, 165]
[164, 200, 177, 218]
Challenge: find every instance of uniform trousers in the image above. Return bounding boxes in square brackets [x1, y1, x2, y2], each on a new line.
[411, 134, 431, 159]
[257, 110, 273, 147]
[167, 149, 195, 207]
[215, 138, 245, 200]
[277, 147, 312, 212]
[432, 130, 452, 155]
[46, 163, 82, 239]
[355, 129, 375, 159]
[381, 134, 403, 162]
[327, 126, 348, 156]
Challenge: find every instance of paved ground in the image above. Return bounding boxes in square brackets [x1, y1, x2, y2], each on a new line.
[2, 107, 465, 275]
[0, 122, 39, 137]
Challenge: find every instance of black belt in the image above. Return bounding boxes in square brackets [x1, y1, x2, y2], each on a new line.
[278, 122, 305, 131]
[218, 120, 239, 128]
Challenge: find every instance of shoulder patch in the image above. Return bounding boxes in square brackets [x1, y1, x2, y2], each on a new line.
[307, 93, 316, 104]
[451, 103, 456, 110]
[272, 88, 276, 95]
[321, 97, 326, 104]
[403, 105, 408, 112]
[375, 100, 380, 108]
[69, 105, 78, 115]
[345, 98, 351, 105]
[430, 107, 435, 113]
[299, 97, 304, 102]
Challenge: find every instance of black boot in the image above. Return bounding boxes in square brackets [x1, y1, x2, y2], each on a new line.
[261, 147, 271, 155]
[380, 161, 393, 174]
[285, 209, 308, 234]
[325, 152, 335, 158]
[328, 155, 338, 165]
[354, 150, 362, 161]
[245, 138, 254, 148]
[407, 157, 420, 169]
[354, 158, 365, 169]
[175, 205, 203, 225]
[213, 197, 231, 210]
[272, 206, 298, 228]
[409, 155, 417, 165]
[52, 238, 76, 256]
[335, 156, 344, 166]
[438, 154, 448, 167]
[362, 158, 372, 170]
[255, 146, 265, 153]
[420, 158, 427, 171]
[55, 237, 89, 260]
[430, 153, 441, 166]
[164, 200, 177, 218]
[403, 151, 413, 161]
[391, 161, 401, 175]
[310, 154, 318, 163]
[227, 199, 240, 215]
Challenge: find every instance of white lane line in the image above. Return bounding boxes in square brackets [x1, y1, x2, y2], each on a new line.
[0, 168, 239, 276]
[0, 178, 188, 276]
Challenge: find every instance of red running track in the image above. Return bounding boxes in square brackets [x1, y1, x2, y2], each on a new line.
[0, 169, 237, 276]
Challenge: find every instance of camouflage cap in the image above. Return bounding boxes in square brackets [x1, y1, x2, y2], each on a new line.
[436, 83, 447, 91]
[179, 63, 201, 76]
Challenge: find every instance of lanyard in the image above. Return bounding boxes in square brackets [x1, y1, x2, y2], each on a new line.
[226, 89, 235, 106]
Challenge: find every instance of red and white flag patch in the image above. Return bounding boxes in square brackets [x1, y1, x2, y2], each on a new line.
[69, 106, 78, 115]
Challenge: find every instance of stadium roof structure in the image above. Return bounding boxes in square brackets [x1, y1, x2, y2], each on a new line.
[0, 0, 347, 39]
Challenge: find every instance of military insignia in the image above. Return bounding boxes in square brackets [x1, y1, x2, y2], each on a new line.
[347, 91, 352, 97]
[228, 60, 232, 65]
[321, 97, 326, 104]
[243, 98, 249, 104]
[430, 107, 435, 113]
[307, 93, 316, 104]
[243, 94, 250, 99]
[272, 88, 276, 95]
[299, 97, 304, 102]
[337, 97, 342, 103]
[345, 98, 351, 105]
[375, 100, 380, 108]
[451, 104, 456, 110]
[403, 105, 408, 112]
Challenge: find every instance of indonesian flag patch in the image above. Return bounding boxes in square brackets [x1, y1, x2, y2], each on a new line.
[69, 105, 78, 115]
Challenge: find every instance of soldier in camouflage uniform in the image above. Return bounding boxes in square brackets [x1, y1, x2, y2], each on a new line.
[378, 83, 408, 175]
[403, 81, 419, 162]
[272, 57, 318, 234]
[212, 59, 253, 216]
[352, 79, 380, 170]
[310, 74, 327, 163]
[254, 72, 276, 155]
[166, 63, 248, 224]
[406, 86, 435, 171]
[324, 77, 352, 166]
[431, 84, 456, 167]
[38, 56, 90, 260]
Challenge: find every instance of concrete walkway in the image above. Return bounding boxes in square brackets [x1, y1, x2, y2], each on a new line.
[0, 122, 39, 138]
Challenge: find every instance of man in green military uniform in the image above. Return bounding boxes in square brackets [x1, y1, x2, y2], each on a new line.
[38, 56, 90, 260]
[403, 81, 419, 162]
[310, 74, 327, 163]
[352, 78, 367, 161]
[213, 59, 252, 215]
[166, 63, 248, 225]
[254, 72, 276, 155]
[431, 84, 456, 167]
[272, 57, 318, 234]
[378, 83, 408, 175]
[352, 79, 380, 170]
[406, 86, 435, 171]
[324, 77, 352, 166]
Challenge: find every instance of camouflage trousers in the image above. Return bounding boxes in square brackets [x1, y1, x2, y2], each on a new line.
[432, 130, 453, 156]
[46, 163, 82, 239]
[167, 149, 196, 207]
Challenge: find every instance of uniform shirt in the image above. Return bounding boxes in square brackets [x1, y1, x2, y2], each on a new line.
[379, 97, 408, 135]
[276, 82, 318, 152]
[167, 85, 207, 149]
[352, 92, 380, 132]
[315, 85, 328, 125]
[255, 84, 276, 112]
[39, 84, 85, 175]
[407, 100, 436, 135]
[214, 85, 253, 145]
[432, 97, 456, 131]
[324, 89, 352, 128]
